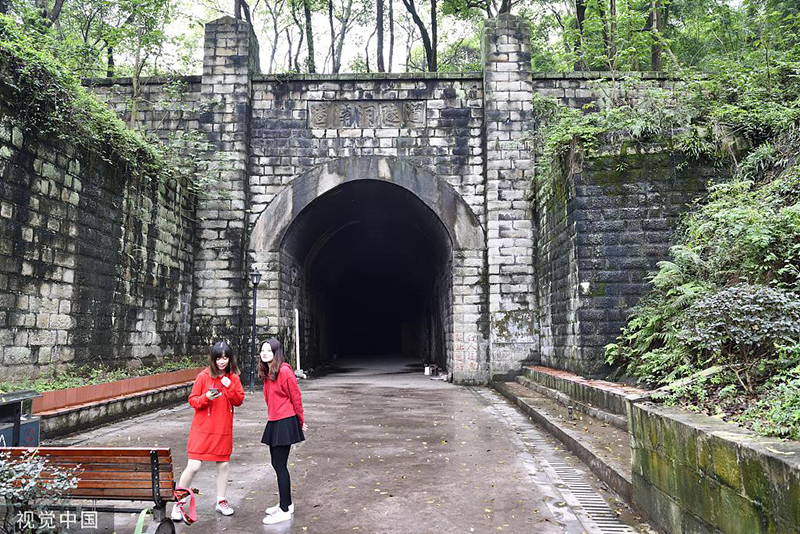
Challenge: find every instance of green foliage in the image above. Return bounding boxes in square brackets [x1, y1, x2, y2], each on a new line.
[0, 14, 166, 180]
[680, 284, 800, 377]
[0, 354, 204, 394]
[603, 113, 800, 437]
[0, 450, 78, 534]
[531, 77, 700, 194]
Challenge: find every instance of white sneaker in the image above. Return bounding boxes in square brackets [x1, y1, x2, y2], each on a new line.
[171, 501, 185, 522]
[215, 499, 234, 516]
[262, 508, 292, 524]
[265, 503, 294, 515]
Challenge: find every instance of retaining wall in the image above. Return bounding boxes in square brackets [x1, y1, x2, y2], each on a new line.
[0, 112, 196, 378]
[630, 401, 800, 534]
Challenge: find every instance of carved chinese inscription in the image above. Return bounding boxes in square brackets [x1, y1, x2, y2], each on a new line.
[308, 101, 426, 128]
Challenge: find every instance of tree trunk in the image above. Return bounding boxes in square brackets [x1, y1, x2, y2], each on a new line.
[269, 15, 280, 73]
[106, 45, 115, 78]
[48, 0, 65, 25]
[430, 0, 437, 71]
[377, 0, 385, 71]
[333, 0, 355, 73]
[366, 26, 377, 72]
[574, 0, 587, 71]
[598, 0, 612, 63]
[499, 0, 511, 15]
[400, 0, 434, 71]
[328, 0, 336, 72]
[303, 0, 316, 73]
[609, 0, 617, 60]
[289, 5, 306, 72]
[130, 34, 142, 130]
[388, 0, 394, 71]
[651, 0, 662, 71]
[286, 28, 294, 71]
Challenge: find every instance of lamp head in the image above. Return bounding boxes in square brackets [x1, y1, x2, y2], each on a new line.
[250, 267, 262, 287]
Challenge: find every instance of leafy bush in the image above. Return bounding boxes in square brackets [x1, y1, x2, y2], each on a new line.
[0, 14, 165, 183]
[0, 451, 78, 534]
[746, 356, 800, 440]
[680, 284, 800, 389]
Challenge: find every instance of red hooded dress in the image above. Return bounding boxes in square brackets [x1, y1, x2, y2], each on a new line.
[186, 368, 245, 462]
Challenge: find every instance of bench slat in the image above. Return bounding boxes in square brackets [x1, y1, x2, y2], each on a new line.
[66, 480, 174, 490]
[44, 471, 174, 481]
[44, 456, 172, 465]
[44, 460, 173, 470]
[2, 447, 171, 457]
[66, 489, 175, 500]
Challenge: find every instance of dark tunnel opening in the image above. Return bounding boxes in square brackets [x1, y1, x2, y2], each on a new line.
[280, 180, 452, 368]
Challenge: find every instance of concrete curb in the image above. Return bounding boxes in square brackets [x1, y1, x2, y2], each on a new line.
[40, 382, 193, 440]
[492, 380, 633, 504]
[516, 375, 629, 431]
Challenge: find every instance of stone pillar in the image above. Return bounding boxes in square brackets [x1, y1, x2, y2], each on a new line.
[190, 17, 259, 354]
[482, 15, 538, 376]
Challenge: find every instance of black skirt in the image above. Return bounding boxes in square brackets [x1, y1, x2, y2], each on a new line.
[261, 415, 305, 447]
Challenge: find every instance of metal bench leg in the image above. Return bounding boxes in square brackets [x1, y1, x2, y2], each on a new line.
[145, 505, 175, 534]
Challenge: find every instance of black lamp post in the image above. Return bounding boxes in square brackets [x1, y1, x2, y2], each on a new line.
[249, 267, 262, 393]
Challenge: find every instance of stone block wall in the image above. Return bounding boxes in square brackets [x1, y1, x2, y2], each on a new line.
[87, 76, 203, 142]
[630, 401, 800, 534]
[0, 118, 195, 378]
[482, 14, 538, 376]
[190, 17, 259, 359]
[530, 72, 671, 109]
[247, 73, 485, 228]
[536, 147, 711, 375]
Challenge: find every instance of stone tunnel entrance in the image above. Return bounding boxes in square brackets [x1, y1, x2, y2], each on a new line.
[250, 157, 488, 383]
[281, 180, 452, 368]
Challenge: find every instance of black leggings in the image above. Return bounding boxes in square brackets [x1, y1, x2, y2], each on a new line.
[269, 445, 292, 512]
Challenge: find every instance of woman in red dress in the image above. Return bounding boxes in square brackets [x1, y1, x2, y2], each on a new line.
[171, 341, 245, 522]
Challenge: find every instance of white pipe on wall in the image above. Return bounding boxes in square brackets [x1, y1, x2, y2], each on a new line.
[294, 308, 306, 378]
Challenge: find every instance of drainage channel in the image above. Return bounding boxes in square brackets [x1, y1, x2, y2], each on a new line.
[470, 387, 653, 534]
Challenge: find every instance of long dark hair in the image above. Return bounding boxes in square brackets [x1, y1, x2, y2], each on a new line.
[209, 341, 240, 378]
[257, 338, 286, 382]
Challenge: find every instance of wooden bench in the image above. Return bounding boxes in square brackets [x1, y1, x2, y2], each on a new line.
[4, 447, 176, 534]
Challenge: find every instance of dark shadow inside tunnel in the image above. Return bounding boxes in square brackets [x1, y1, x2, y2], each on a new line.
[280, 180, 453, 370]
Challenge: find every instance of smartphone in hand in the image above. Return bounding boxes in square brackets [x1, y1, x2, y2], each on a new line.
[208, 388, 220, 397]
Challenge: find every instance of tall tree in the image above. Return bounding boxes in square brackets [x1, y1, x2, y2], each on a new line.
[325, 0, 366, 73]
[263, 0, 290, 73]
[650, 0, 663, 71]
[574, 0, 587, 70]
[400, 0, 436, 70]
[388, 0, 394, 70]
[302, 0, 316, 72]
[377, 0, 385, 71]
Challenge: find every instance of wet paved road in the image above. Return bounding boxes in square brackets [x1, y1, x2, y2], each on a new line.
[50, 356, 653, 534]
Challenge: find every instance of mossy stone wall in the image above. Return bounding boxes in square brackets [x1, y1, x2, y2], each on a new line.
[0, 115, 195, 378]
[536, 147, 714, 375]
[630, 402, 800, 534]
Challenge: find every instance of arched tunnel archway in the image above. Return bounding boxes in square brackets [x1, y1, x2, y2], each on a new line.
[250, 157, 489, 382]
[283, 180, 452, 367]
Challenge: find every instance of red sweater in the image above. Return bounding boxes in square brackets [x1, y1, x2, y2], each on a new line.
[187, 368, 245, 461]
[263, 363, 304, 425]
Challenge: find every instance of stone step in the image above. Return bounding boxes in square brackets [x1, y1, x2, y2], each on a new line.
[522, 365, 647, 418]
[516, 374, 628, 431]
[492, 380, 633, 504]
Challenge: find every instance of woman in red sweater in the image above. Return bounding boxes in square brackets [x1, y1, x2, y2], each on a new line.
[259, 338, 307, 525]
[171, 341, 245, 523]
